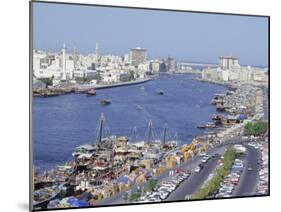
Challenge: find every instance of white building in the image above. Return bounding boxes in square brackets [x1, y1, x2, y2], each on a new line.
[129, 47, 147, 67]
[219, 56, 239, 70]
[221, 69, 230, 81]
[202, 56, 268, 84]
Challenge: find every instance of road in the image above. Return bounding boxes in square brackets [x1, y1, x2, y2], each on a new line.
[232, 144, 260, 196]
[166, 156, 220, 201]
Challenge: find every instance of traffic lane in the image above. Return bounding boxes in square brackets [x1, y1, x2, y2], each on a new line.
[166, 156, 220, 201]
[232, 145, 260, 196]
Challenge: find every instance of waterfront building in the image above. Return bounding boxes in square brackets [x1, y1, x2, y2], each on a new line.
[129, 47, 147, 67]
[73, 69, 86, 78]
[61, 43, 67, 80]
[137, 62, 149, 72]
[94, 42, 99, 64]
[100, 70, 120, 84]
[33, 44, 76, 81]
[202, 56, 268, 84]
[202, 67, 219, 80]
[123, 54, 130, 64]
[81, 55, 95, 68]
[150, 60, 161, 73]
[72, 47, 78, 71]
[219, 55, 239, 70]
[229, 70, 239, 81]
[166, 57, 177, 72]
[239, 67, 252, 81]
[221, 69, 230, 81]
[150, 60, 167, 73]
[33, 50, 62, 79]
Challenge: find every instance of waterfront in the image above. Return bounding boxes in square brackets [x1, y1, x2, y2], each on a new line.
[33, 74, 227, 172]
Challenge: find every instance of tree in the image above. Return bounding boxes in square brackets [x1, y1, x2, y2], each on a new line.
[38, 77, 53, 86]
[244, 121, 268, 136]
[86, 73, 102, 82]
[120, 71, 135, 82]
[191, 148, 239, 200]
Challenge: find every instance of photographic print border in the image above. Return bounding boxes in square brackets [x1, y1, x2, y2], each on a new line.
[29, 1, 270, 211]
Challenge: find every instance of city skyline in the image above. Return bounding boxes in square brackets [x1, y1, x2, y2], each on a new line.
[33, 2, 269, 67]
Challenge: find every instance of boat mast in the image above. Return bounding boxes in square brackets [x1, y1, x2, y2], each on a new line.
[163, 124, 168, 145]
[96, 113, 105, 146]
[174, 132, 179, 145]
[132, 126, 137, 143]
[147, 120, 153, 144]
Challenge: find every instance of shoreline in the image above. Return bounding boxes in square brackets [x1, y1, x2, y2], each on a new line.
[194, 77, 269, 88]
[33, 77, 156, 97]
[92, 77, 155, 90]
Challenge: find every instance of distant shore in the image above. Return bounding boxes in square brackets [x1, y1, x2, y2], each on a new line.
[33, 77, 156, 97]
[92, 77, 155, 90]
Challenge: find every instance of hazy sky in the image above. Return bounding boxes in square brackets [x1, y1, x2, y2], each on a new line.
[33, 2, 269, 67]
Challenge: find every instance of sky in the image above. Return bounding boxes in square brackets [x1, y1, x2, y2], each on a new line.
[32, 2, 269, 67]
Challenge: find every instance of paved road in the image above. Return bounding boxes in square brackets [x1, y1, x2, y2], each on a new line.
[232, 145, 260, 196]
[166, 156, 220, 201]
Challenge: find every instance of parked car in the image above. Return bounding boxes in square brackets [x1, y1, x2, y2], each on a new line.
[195, 166, 201, 172]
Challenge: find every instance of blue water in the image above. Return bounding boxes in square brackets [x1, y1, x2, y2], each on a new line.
[33, 74, 227, 171]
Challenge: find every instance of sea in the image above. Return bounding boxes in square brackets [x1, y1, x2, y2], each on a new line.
[33, 74, 228, 172]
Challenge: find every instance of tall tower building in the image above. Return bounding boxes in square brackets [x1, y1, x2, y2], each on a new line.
[95, 42, 99, 63]
[219, 56, 239, 70]
[95, 42, 99, 56]
[61, 43, 67, 80]
[129, 47, 147, 67]
[72, 47, 78, 71]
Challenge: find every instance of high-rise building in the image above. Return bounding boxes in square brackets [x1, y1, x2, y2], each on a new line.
[129, 47, 147, 67]
[166, 57, 177, 72]
[95, 42, 99, 63]
[219, 56, 239, 70]
[72, 47, 78, 70]
[150, 60, 167, 73]
[61, 43, 67, 80]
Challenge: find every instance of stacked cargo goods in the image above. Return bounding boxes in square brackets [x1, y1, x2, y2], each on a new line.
[139, 160, 153, 169]
[156, 166, 165, 175]
[165, 156, 177, 169]
[180, 143, 196, 153]
[183, 152, 192, 162]
[136, 174, 146, 184]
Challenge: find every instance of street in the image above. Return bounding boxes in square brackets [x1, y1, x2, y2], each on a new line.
[232, 144, 260, 196]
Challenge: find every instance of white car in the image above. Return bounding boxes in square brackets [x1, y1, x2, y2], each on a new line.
[159, 191, 169, 200]
[195, 166, 201, 172]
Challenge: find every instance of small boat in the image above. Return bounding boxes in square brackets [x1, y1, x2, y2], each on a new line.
[87, 88, 96, 96]
[140, 86, 145, 90]
[157, 90, 164, 95]
[197, 122, 216, 129]
[216, 104, 225, 112]
[197, 125, 206, 129]
[136, 105, 144, 110]
[42, 91, 61, 97]
[100, 99, 111, 105]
